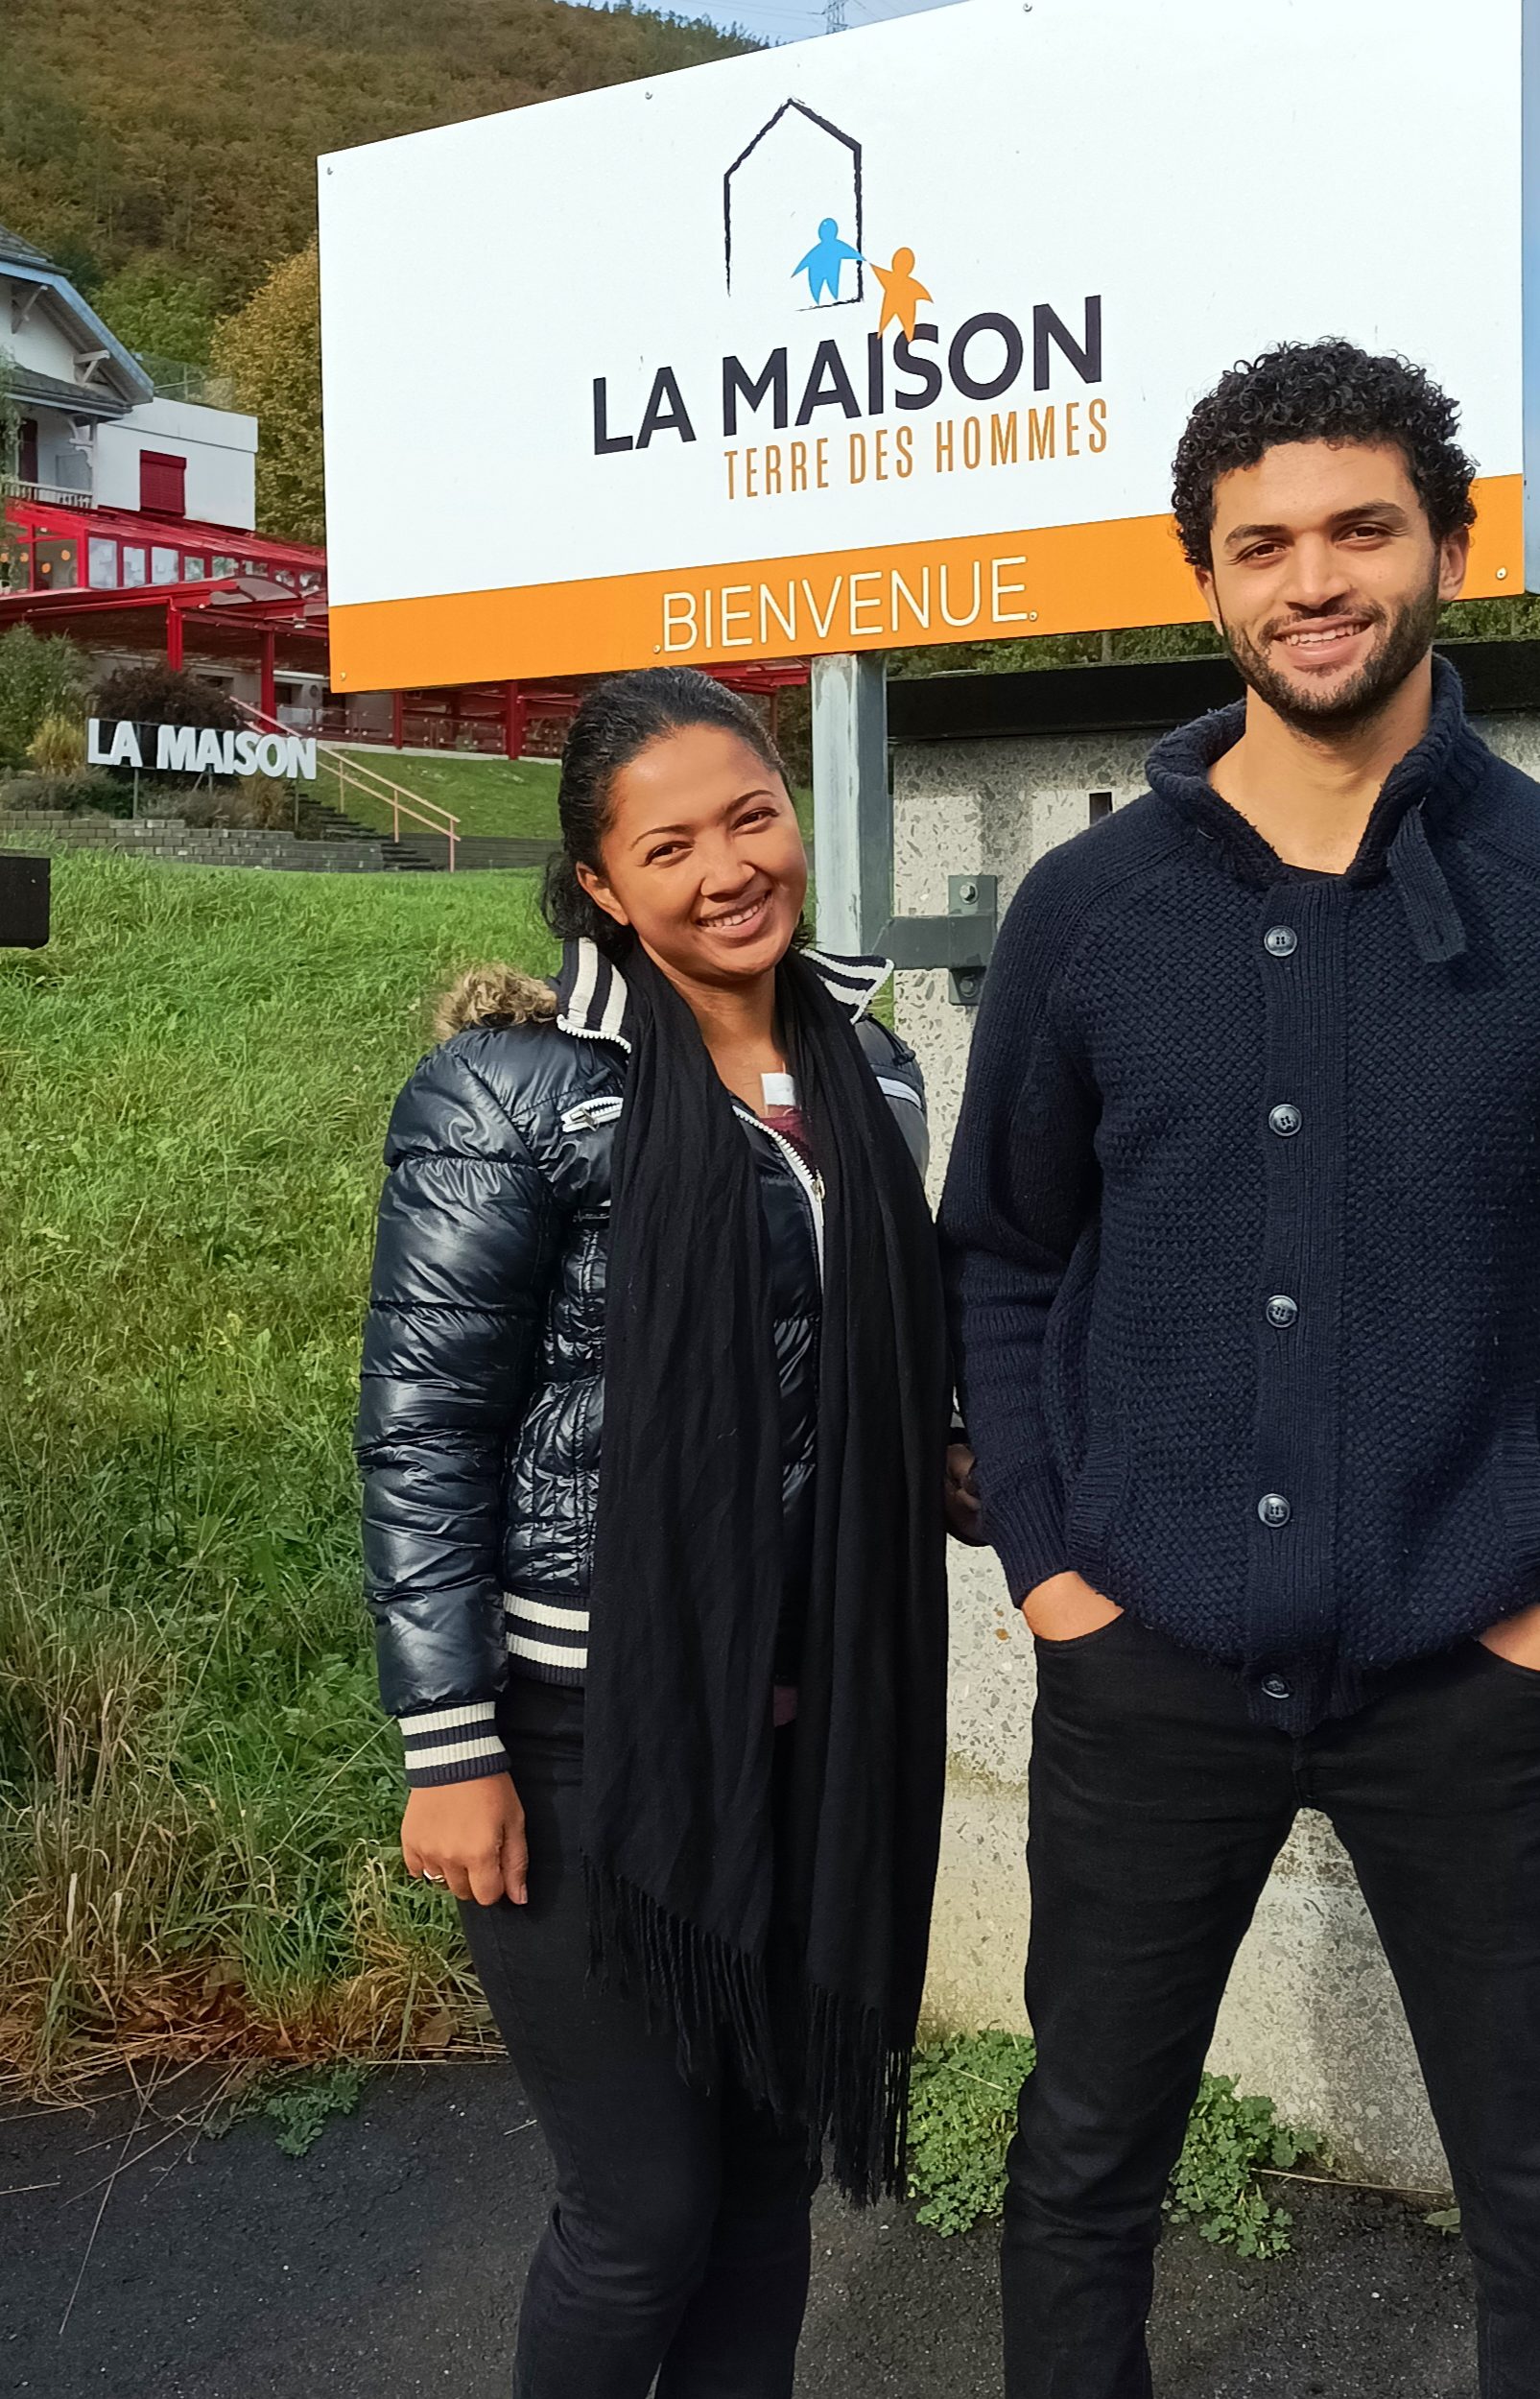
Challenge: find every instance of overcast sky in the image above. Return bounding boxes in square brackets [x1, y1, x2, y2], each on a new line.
[595, 0, 960, 50]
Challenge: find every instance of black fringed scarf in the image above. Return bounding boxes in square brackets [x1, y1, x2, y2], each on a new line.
[577, 938, 949, 2203]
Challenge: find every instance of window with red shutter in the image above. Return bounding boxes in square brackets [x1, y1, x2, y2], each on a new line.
[139, 451, 187, 517]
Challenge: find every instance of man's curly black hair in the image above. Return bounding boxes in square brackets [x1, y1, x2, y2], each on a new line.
[1172, 339, 1477, 569]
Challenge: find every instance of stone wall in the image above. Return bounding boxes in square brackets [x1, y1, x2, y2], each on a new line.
[0, 813, 387, 873]
[889, 716, 1525, 2190]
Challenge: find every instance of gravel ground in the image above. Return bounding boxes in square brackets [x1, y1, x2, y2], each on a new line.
[0, 2062, 1477, 2397]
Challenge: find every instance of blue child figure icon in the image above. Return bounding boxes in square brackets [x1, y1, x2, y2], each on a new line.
[794, 218, 862, 305]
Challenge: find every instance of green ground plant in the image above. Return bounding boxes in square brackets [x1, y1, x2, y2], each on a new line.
[26, 712, 87, 777]
[208, 2059, 370, 2157]
[907, 2031, 1316, 2257]
[0, 626, 86, 769]
[0, 852, 555, 2084]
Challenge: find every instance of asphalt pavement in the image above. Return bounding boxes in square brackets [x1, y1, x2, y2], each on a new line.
[1, 2062, 1478, 2397]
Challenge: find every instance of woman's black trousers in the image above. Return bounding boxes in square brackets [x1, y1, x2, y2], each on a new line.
[460, 1677, 817, 2399]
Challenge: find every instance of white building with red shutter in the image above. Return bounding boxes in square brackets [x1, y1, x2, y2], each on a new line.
[0, 218, 329, 722]
[0, 218, 805, 758]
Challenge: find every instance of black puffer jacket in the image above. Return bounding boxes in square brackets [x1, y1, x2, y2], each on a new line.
[357, 938, 928, 1787]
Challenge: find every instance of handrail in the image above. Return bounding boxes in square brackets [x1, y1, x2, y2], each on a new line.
[233, 698, 459, 869]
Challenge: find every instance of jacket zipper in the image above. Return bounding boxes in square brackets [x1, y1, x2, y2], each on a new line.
[556, 1018, 825, 1281]
[734, 1104, 825, 1284]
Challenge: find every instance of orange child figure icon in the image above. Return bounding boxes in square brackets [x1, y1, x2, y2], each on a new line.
[867, 247, 932, 342]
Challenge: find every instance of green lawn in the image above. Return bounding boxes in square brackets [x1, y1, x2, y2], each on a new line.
[335, 751, 814, 847]
[0, 855, 555, 2080]
[337, 749, 561, 841]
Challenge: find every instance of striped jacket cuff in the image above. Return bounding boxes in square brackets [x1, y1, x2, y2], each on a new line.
[503, 1593, 588, 1677]
[398, 1700, 511, 1789]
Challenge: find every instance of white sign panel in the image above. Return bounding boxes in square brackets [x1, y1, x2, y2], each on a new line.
[320, 0, 1526, 689]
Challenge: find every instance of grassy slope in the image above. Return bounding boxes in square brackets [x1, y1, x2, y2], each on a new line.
[337, 754, 815, 846]
[338, 751, 562, 842]
[0, 855, 555, 2078]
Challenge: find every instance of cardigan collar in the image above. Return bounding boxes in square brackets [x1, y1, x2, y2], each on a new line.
[555, 937, 892, 1050]
[1146, 653, 1488, 963]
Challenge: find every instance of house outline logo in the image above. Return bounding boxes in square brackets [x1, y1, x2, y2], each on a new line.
[723, 99, 865, 309]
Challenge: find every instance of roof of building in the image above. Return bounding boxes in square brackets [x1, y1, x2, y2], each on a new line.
[886, 642, 1540, 743]
[0, 578, 330, 673]
[0, 220, 55, 272]
[0, 226, 154, 411]
[7, 493, 325, 568]
[8, 363, 133, 421]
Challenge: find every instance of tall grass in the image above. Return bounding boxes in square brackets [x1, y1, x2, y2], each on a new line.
[0, 853, 555, 2083]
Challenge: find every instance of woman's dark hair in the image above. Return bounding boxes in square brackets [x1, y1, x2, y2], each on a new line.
[1171, 339, 1477, 569]
[542, 667, 789, 957]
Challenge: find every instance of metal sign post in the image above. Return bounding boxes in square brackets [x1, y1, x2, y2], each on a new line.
[811, 653, 889, 955]
[811, 653, 998, 1001]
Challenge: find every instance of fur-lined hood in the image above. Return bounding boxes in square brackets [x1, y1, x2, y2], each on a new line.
[431, 963, 557, 1044]
[432, 938, 891, 1050]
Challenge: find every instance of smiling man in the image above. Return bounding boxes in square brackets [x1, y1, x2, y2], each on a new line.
[941, 340, 1540, 2399]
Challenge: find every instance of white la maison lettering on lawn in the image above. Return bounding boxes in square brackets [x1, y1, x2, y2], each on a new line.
[86, 722, 318, 780]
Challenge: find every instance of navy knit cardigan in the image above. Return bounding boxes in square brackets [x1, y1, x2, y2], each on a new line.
[940, 658, 1540, 1732]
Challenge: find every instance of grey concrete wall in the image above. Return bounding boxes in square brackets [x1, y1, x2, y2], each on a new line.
[895, 719, 1479, 2191]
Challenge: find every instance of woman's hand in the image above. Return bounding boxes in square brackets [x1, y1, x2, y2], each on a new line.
[1021, 1569, 1124, 1642]
[402, 1773, 529, 1907]
[945, 1442, 984, 1542]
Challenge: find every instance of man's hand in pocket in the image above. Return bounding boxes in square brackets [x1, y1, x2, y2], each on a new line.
[1021, 1570, 1124, 1642]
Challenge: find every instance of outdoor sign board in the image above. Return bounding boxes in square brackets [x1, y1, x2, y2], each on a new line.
[86, 722, 319, 780]
[320, 0, 1530, 692]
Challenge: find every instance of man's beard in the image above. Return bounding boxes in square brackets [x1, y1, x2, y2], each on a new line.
[1218, 571, 1442, 733]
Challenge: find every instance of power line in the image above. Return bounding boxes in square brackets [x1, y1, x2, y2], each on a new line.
[824, 0, 847, 29]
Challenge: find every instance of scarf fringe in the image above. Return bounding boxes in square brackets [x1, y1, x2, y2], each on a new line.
[584, 1860, 913, 2207]
[805, 1981, 913, 2208]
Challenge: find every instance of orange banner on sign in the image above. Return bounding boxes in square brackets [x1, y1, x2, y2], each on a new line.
[328, 476, 1523, 693]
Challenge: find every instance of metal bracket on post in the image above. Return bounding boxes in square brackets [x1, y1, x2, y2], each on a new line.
[811, 653, 997, 1004]
[878, 874, 997, 1008]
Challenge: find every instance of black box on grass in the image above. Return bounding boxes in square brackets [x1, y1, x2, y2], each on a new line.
[0, 854, 50, 949]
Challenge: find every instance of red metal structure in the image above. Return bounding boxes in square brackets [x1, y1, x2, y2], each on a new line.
[0, 492, 809, 756]
[0, 576, 326, 723]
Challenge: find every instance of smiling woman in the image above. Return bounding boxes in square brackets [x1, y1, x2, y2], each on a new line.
[355, 665, 962, 2397]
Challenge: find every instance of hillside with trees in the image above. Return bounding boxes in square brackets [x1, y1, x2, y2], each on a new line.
[0, 0, 751, 344]
[0, 0, 753, 540]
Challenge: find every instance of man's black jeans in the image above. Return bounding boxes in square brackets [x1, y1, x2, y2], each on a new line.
[1005, 1613, 1540, 2399]
[459, 1678, 817, 2399]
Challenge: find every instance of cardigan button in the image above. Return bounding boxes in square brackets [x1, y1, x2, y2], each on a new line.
[1266, 1294, 1298, 1328]
[1261, 1675, 1292, 1701]
[1268, 1104, 1302, 1138]
[1264, 925, 1299, 959]
[1258, 1492, 1292, 1529]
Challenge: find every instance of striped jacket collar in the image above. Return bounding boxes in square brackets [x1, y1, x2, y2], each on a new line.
[555, 938, 892, 1049]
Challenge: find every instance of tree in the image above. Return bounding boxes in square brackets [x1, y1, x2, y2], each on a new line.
[0, 0, 752, 317]
[0, 626, 87, 768]
[211, 243, 323, 544]
[90, 662, 244, 789]
[93, 263, 218, 370]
